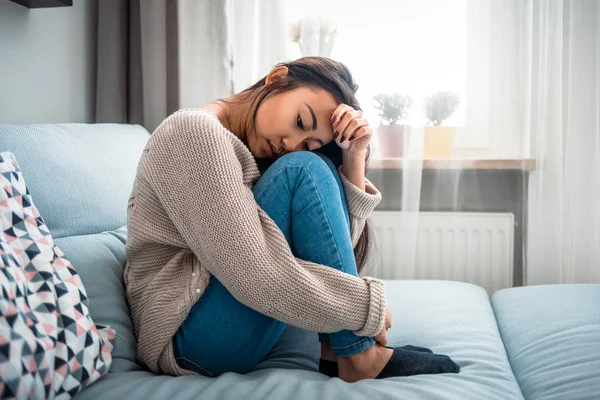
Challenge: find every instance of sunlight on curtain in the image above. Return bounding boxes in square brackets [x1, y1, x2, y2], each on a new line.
[287, 0, 532, 292]
[229, 0, 600, 289]
[288, 0, 469, 147]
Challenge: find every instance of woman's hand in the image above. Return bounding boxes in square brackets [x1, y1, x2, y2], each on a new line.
[374, 306, 393, 346]
[331, 104, 373, 156]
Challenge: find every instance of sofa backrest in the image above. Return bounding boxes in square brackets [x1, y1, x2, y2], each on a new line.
[0, 123, 149, 238]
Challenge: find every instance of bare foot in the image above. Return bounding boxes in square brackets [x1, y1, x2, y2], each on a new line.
[337, 343, 393, 382]
[321, 341, 337, 362]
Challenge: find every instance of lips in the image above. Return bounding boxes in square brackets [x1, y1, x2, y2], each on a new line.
[267, 141, 278, 158]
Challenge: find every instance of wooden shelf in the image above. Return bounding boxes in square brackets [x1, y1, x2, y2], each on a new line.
[9, 0, 72, 8]
[369, 158, 537, 171]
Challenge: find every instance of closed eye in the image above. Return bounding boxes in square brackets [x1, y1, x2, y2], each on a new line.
[297, 114, 304, 130]
[298, 113, 324, 151]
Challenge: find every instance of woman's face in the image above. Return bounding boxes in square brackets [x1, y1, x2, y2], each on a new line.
[250, 87, 338, 159]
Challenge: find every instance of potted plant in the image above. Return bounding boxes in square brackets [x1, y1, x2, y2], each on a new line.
[424, 91, 460, 158]
[373, 93, 412, 157]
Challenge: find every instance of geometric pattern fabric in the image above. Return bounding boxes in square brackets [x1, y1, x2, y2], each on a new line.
[0, 152, 115, 399]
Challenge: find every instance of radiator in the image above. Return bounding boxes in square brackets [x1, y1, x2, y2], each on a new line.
[363, 212, 514, 295]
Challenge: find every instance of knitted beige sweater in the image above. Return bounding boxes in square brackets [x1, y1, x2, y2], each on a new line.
[124, 108, 386, 376]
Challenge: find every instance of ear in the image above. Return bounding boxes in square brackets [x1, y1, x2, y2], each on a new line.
[265, 66, 289, 85]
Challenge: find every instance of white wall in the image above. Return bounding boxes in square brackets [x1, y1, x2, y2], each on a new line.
[0, 0, 98, 124]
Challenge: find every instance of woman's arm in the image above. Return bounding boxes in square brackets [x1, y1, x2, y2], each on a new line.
[142, 109, 386, 338]
[338, 164, 382, 249]
[332, 104, 382, 248]
[342, 150, 366, 192]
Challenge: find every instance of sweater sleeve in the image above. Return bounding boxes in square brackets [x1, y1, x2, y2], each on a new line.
[142, 110, 386, 338]
[338, 166, 382, 248]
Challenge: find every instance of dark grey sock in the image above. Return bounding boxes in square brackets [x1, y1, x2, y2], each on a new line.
[318, 344, 438, 378]
[398, 345, 434, 354]
[376, 346, 460, 379]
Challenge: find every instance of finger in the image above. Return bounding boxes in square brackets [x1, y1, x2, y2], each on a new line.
[333, 108, 362, 132]
[341, 118, 369, 142]
[335, 111, 363, 143]
[348, 125, 372, 142]
[331, 104, 353, 126]
[331, 104, 353, 141]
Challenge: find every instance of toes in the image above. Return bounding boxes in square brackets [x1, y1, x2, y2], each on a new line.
[435, 355, 461, 373]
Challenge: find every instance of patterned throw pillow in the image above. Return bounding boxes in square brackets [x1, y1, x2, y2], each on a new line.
[0, 152, 115, 399]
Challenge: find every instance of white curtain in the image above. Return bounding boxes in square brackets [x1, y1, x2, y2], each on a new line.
[229, 0, 291, 93]
[177, 0, 232, 111]
[364, 0, 600, 288]
[526, 0, 600, 285]
[362, 0, 530, 287]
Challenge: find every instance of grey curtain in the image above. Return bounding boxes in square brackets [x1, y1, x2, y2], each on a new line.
[96, 0, 232, 133]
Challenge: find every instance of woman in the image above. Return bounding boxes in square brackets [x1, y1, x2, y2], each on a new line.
[124, 57, 460, 382]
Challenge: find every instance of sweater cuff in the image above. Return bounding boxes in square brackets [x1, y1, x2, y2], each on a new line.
[353, 277, 387, 337]
[338, 166, 382, 219]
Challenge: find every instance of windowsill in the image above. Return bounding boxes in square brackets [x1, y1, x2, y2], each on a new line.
[369, 158, 537, 171]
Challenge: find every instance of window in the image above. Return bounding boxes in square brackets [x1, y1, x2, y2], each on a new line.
[287, 0, 526, 158]
[289, 1, 467, 127]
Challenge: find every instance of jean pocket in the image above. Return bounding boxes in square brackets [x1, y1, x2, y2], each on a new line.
[175, 356, 214, 377]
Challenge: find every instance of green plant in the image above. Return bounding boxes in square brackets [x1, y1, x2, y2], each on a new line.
[425, 91, 460, 126]
[373, 93, 412, 125]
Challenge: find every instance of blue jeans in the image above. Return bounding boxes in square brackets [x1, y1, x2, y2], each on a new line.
[173, 151, 375, 377]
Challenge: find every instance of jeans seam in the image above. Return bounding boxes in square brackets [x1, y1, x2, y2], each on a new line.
[298, 164, 347, 272]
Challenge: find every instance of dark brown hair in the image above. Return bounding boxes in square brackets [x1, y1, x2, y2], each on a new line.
[223, 56, 373, 274]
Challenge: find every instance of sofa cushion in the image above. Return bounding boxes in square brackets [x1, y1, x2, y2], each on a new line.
[75, 280, 524, 400]
[492, 284, 600, 400]
[54, 227, 139, 374]
[0, 123, 149, 238]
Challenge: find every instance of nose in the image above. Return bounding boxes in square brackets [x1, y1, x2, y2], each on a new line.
[281, 135, 303, 154]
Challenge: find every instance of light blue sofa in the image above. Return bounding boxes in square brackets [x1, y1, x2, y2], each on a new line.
[1, 123, 598, 400]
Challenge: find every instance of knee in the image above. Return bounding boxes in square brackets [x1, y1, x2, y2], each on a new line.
[274, 151, 337, 177]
